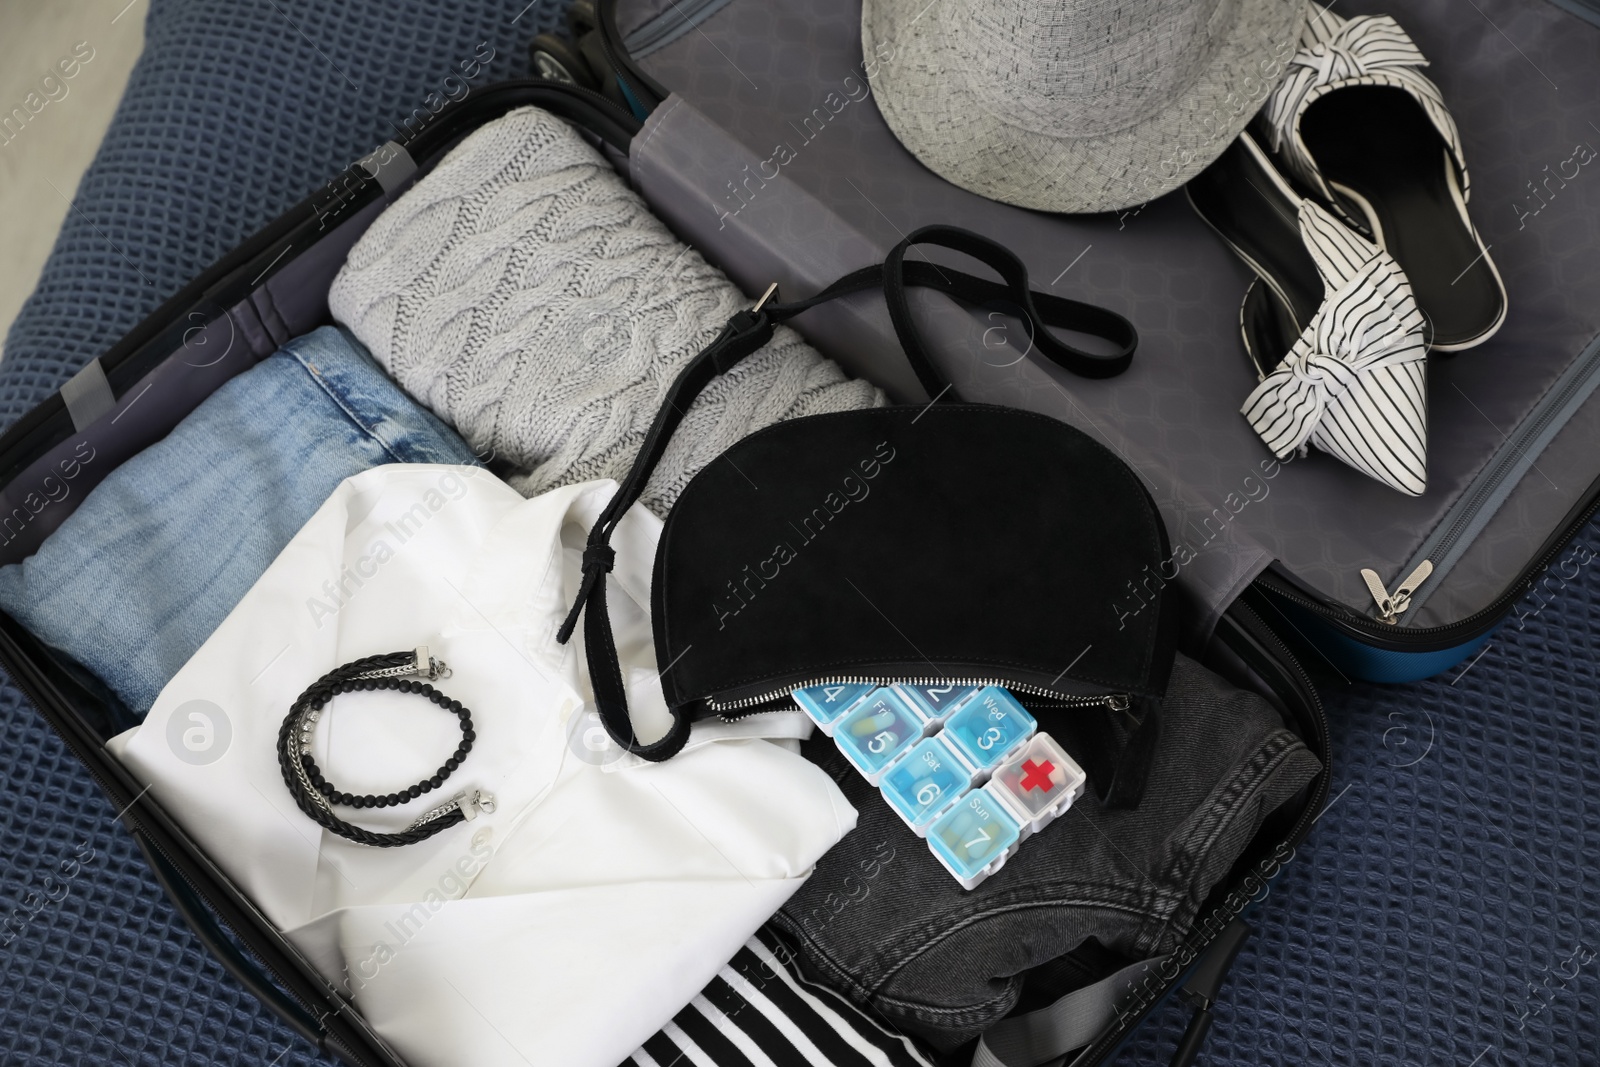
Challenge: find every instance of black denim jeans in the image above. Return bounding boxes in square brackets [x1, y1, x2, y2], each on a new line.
[772, 653, 1321, 1052]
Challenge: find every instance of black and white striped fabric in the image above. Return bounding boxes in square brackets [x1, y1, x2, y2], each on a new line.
[623, 929, 935, 1067]
[1241, 199, 1429, 496]
[1262, 1, 1470, 220]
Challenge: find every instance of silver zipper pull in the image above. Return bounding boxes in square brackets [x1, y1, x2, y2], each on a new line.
[1360, 569, 1395, 620]
[1361, 560, 1433, 624]
[1104, 693, 1136, 727]
[1393, 560, 1434, 604]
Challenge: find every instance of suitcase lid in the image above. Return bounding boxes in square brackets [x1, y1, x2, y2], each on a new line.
[616, 0, 1600, 648]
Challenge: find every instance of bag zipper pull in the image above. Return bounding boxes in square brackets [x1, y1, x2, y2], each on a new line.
[1360, 560, 1434, 624]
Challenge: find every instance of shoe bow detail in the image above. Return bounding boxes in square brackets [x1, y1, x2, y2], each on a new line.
[1263, 3, 1468, 210]
[1241, 201, 1430, 496]
[1287, 16, 1428, 95]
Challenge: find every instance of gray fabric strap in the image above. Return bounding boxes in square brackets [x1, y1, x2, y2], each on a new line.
[356, 140, 417, 193]
[971, 956, 1169, 1067]
[59, 359, 116, 432]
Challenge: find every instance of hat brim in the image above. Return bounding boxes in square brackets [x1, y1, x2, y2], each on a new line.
[862, 0, 1306, 214]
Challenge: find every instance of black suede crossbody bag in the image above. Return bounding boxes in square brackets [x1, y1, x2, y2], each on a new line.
[557, 226, 1181, 806]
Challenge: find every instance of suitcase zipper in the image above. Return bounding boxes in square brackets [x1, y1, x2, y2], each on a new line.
[1263, 474, 1600, 651]
[1376, 334, 1600, 625]
[1302, 334, 1600, 642]
[616, 0, 731, 59]
[595, 0, 664, 118]
[1360, 559, 1434, 624]
[711, 675, 1129, 719]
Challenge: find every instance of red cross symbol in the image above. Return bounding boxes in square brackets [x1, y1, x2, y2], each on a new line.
[1020, 759, 1055, 792]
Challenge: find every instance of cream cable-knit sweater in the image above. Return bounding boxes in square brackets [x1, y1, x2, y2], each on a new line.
[329, 106, 883, 516]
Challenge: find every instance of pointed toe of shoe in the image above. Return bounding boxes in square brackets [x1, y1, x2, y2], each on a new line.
[1308, 356, 1428, 496]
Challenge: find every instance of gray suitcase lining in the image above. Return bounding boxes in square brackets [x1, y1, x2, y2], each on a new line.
[624, 0, 1600, 635]
[0, 200, 385, 565]
[0, 125, 626, 569]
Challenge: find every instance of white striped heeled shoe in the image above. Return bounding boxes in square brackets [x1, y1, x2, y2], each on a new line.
[1257, 1, 1505, 352]
[1188, 132, 1429, 496]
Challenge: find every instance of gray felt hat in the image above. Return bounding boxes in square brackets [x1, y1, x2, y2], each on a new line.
[862, 0, 1306, 214]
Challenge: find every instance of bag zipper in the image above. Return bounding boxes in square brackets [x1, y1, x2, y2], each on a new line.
[710, 675, 1130, 719]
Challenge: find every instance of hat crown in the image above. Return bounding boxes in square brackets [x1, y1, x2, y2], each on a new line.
[960, 0, 1235, 137]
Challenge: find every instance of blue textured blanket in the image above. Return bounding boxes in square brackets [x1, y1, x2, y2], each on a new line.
[2, 1, 1596, 1064]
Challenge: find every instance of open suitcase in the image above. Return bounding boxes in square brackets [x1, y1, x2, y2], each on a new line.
[0, 75, 1326, 1067]
[4, 0, 1591, 1060]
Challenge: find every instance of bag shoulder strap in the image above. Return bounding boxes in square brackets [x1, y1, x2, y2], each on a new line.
[558, 225, 1137, 759]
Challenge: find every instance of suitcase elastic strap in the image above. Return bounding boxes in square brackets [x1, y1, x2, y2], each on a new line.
[970, 955, 1168, 1067]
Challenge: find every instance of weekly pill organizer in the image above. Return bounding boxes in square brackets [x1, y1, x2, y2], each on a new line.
[793, 683, 1088, 889]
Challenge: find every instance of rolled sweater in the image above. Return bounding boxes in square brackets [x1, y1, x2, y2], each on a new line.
[329, 105, 884, 516]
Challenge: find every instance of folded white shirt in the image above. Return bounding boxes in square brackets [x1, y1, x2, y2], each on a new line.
[108, 465, 856, 1067]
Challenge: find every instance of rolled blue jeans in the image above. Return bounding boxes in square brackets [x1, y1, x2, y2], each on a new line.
[0, 326, 479, 715]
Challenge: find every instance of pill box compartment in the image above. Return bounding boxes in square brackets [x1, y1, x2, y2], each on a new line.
[833, 687, 928, 783]
[927, 786, 1023, 891]
[792, 682, 876, 736]
[879, 734, 978, 836]
[988, 733, 1087, 838]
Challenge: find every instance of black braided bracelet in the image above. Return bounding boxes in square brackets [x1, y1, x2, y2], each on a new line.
[276, 647, 495, 848]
